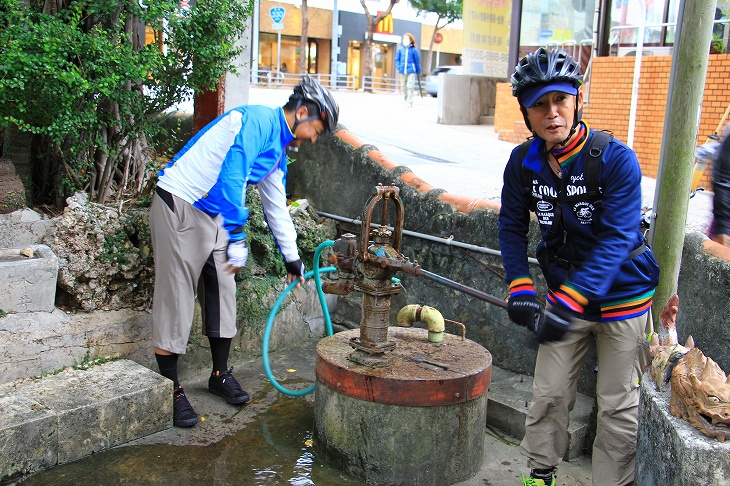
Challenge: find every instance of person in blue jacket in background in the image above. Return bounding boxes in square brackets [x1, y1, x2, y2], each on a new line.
[497, 48, 659, 486]
[150, 76, 339, 428]
[395, 32, 421, 107]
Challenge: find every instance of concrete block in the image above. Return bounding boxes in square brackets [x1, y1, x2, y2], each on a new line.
[0, 244, 58, 313]
[487, 366, 594, 461]
[0, 209, 56, 249]
[636, 374, 730, 485]
[438, 75, 498, 125]
[0, 310, 84, 385]
[0, 359, 171, 477]
[0, 393, 58, 482]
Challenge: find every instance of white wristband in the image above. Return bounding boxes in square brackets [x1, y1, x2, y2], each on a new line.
[227, 241, 248, 267]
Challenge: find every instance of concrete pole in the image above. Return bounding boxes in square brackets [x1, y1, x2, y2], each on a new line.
[649, 0, 715, 329]
[331, 0, 338, 88]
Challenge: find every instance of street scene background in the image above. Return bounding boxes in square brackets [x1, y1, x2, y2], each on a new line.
[219, 87, 715, 235]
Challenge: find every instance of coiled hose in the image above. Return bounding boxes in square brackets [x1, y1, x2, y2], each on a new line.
[262, 240, 336, 396]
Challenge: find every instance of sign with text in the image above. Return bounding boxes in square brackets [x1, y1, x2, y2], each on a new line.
[269, 6, 285, 24]
[462, 0, 511, 78]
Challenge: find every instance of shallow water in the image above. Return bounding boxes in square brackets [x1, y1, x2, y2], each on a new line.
[16, 397, 366, 486]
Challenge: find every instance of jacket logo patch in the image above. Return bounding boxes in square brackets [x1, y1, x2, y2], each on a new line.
[536, 200, 553, 212]
[573, 201, 595, 224]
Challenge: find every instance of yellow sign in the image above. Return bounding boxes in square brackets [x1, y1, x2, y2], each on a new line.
[462, 0, 512, 78]
[376, 13, 394, 34]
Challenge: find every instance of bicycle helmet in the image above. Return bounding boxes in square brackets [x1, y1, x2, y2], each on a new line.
[289, 75, 340, 134]
[511, 48, 584, 141]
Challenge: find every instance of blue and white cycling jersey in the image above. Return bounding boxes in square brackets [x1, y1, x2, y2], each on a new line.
[157, 105, 299, 262]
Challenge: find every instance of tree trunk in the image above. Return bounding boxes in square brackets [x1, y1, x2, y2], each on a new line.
[426, 18, 444, 75]
[362, 23, 375, 91]
[360, 0, 398, 92]
[300, 0, 308, 74]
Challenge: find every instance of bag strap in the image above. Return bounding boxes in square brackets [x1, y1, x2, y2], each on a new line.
[583, 130, 613, 207]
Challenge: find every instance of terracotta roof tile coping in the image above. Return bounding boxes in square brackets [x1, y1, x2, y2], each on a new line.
[335, 129, 501, 214]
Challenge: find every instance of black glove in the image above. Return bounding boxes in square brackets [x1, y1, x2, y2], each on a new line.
[507, 294, 542, 328]
[533, 304, 573, 343]
[284, 259, 305, 278]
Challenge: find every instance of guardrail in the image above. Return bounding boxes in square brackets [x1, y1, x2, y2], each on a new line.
[250, 71, 358, 91]
[362, 75, 427, 96]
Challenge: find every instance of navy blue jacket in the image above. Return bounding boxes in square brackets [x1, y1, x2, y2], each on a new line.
[498, 129, 659, 321]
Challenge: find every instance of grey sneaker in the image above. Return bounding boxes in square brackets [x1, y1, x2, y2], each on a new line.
[208, 367, 250, 405]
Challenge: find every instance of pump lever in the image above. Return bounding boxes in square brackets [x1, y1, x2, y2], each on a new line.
[415, 268, 570, 332]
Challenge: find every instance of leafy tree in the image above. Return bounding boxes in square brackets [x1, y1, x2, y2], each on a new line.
[410, 0, 463, 74]
[359, 0, 399, 92]
[0, 0, 252, 207]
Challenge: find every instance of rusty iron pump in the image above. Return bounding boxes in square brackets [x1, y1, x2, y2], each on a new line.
[321, 185, 422, 366]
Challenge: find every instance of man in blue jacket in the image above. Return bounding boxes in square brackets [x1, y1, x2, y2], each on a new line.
[150, 76, 339, 427]
[498, 48, 659, 486]
[395, 32, 421, 107]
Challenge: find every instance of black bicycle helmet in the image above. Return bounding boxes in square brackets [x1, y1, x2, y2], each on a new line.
[511, 47, 583, 102]
[511, 47, 584, 143]
[289, 75, 340, 134]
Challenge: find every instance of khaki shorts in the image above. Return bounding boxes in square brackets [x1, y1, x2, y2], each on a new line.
[150, 188, 237, 354]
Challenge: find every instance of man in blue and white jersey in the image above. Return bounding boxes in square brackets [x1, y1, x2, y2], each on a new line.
[150, 76, 339, 427]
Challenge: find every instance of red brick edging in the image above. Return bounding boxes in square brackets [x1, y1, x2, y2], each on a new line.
[335, 128, 501, 214]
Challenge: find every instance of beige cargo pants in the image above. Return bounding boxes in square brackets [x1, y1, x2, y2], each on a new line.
[519, 311, 650, 486]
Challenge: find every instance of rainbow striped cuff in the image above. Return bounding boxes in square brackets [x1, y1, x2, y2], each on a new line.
[550, 283, 588, 313]
[509, 276, 536, 297]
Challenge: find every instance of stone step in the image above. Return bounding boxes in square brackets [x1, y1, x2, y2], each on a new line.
[487, 365, 595, 461]
[0, 359, 171, 482]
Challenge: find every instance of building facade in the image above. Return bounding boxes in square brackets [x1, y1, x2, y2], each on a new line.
[254, 0, 464, 88]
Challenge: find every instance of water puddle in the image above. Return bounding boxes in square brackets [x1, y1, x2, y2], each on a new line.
[15, 397, 366, 486]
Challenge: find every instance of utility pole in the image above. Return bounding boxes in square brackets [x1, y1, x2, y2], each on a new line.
[331, 0, 339, 88]
[649, 0, 716, 329]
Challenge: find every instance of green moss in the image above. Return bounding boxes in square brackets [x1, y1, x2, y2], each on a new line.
[236, 272, 283, 338]
[100, 231, 131, 266]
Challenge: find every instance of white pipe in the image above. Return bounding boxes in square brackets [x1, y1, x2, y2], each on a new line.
[627, 0, 646, 149]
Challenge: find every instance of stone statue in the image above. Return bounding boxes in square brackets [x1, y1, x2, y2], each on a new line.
[648, 294, 730, 442]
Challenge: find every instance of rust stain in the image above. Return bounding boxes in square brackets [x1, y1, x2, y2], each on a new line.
[316, 328, 492, 407]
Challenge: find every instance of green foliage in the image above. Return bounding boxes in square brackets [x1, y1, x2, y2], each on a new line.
[100, 230, 132, 266]
[410, 0, 463, 25]
[0, 0, 253, 204]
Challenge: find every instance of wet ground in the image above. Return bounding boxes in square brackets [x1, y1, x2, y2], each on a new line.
[17, 392, 366, 486]
[9, 339, 592, 486]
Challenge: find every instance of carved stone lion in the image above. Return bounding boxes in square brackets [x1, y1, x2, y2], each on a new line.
[648, 294, 730, 442]
[669, 347, 730, 442]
